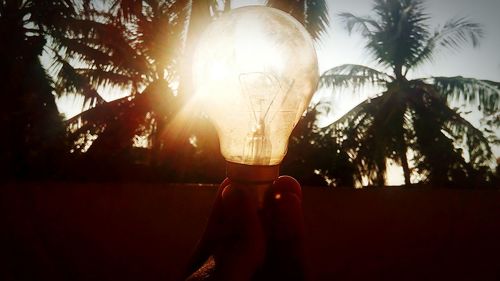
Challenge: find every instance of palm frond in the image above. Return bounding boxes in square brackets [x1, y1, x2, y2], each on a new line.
[408, 82, 493, 181]
[266, 0, 329, 40]
[134, 4, 185, 74]
[429, 76, 499, 114]
[76, 68, 135, 89]
[409, 17, 483, 70]
[26, 0, 78, 31]
[369, 0, 430, 71]
[66, 79, 178, 156]
[325, 90, 409, 186]
[443, 108, 492, 167]
[338, 12, 379, 36]
[109, 0, 143, 22]
[52, 53, 106, 107]
[435, 17, 483, 51]
[56, 37, 112, 66]
[325, 97, 380, 185]
[404, 37, 434, 70]
[319, 64, 392, 90]
[51, 16, 151, 89]
[304, 0, 329, 40]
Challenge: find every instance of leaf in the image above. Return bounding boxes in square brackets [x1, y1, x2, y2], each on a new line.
[436, 17, 483, 50]
[319, 64, 392, 90]
[266, 0, 329, 40]
[430, 76, 500, 113]
[338, 12, 379, 36]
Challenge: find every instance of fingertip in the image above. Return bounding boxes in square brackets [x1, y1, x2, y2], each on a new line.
[214, 178, 231, 199]
[221, 183, 254, 220]
[221, 178, 231, 188]
[267, 189, 304, 244]
[273, 191, 302, 215]
[272, 175, 302, 199]
[221, 183, 245, 206]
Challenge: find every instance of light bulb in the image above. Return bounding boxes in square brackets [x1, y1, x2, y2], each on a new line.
[193, 6, 318, 203]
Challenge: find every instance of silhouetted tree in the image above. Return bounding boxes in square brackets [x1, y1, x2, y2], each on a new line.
[282, 105, 355, 187]
[0, 0, 86, 180]
[59, 0, 193, 181]
[319, 0, 499, 186]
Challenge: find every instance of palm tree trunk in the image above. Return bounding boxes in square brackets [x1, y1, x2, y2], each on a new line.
[375, 156, 386, 187]
[394, 64, 404, 80]
[400, 148, 411, 185]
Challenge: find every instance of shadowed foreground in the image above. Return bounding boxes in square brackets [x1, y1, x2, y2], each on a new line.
[1, 183, 499, 281]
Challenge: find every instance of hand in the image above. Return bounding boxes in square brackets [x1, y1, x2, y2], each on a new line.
[184, 176, 307, 281]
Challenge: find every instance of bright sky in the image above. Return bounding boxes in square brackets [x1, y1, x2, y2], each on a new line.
[54, 0, 500, 185]
[313, 0, 500, 119]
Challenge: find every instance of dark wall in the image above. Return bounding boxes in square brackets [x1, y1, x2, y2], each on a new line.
[304, 188, 500, 280]
[1, 183, 499, 281]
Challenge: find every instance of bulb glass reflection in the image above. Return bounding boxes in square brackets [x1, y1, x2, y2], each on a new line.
[193, 6, 318, 166]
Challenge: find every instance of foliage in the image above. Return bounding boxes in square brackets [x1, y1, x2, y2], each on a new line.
[0, 0, 78, 179]
[319, 0, 499, 187]
[266, 0, 329, 40]
[282, 105, 355, 187]
[60, 0, 196, 181]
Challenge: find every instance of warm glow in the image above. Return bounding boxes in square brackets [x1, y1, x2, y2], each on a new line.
[193, 6, 318, 166]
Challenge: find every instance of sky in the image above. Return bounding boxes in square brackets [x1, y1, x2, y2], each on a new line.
[54, 0, 500, 185]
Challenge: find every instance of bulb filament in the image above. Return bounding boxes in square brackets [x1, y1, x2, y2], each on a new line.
[240, 72, 282, 164]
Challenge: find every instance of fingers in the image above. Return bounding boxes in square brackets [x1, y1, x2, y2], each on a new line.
[187, 176, 307, 280]
[214, 183, 266, 281]
[261, 176, 307, 281]
[201, 178, 231, 240]
[271, 175, 302, 199]
[221, 183, 261, 237]
[264, 176, 304, 239]
[184, 178, 231, 278]
[267, 178, 304, 242]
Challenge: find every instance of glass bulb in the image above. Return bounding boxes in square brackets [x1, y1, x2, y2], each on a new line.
[193, 6, 318, 168]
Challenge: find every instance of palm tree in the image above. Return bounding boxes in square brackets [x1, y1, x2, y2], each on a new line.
[319, 0, 499, 186]
[59, 0, 197, 180]
[0, 0, 90, 179]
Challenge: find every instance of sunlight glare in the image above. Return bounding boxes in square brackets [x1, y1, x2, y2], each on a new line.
[160, 91, 206, 153]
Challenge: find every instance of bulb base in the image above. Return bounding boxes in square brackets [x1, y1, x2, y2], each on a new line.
[226, 162, 280, 183]
[226, 162, 280, 208]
